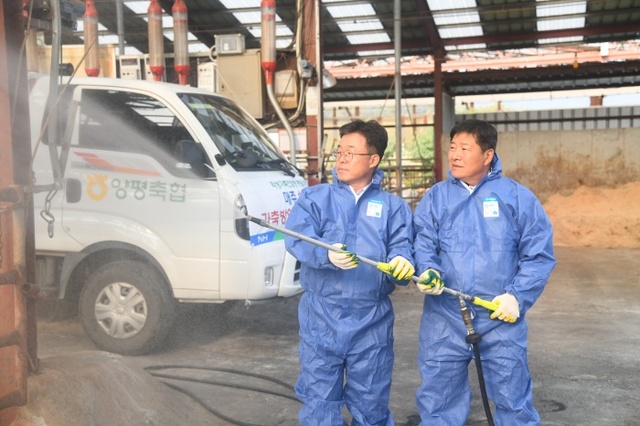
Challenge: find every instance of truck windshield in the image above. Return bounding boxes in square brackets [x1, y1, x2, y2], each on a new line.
[179, 93, 289, 172]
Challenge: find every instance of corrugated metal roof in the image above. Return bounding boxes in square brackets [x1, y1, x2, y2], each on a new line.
[59, 0, 640, 101]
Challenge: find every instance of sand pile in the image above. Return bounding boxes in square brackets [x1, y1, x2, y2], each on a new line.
[543, 181, 640, 248]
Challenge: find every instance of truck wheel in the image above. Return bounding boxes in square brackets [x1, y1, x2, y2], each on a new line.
[79, 260, 176, 356]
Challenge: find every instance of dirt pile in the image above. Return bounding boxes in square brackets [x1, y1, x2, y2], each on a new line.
[543, 181, 640, 248]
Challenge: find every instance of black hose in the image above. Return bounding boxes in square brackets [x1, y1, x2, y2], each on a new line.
[458, 298, 494, 426]
[144, 364, 300, 426]
[467, 334, 494, 426]
[144, 364, 295, 391]
[149, 371, 299, 402]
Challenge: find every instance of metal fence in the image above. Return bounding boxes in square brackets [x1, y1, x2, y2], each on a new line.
[457, 105, 640, 132]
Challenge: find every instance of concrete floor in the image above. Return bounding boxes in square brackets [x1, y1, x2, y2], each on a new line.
[22, 246, 640, 425]
[391, 246, 640, 425]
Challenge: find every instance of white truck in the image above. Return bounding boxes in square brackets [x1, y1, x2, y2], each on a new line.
[29, 74, 306, 355]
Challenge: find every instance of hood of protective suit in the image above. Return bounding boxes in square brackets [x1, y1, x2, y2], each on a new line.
[332, 166, 385, 189]
[447, 152, 503, 185]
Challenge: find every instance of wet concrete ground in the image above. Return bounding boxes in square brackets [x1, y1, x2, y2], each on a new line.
[23, 246, 640, 425]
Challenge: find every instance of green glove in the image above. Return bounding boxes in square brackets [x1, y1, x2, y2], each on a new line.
[416, 269, 444, 295]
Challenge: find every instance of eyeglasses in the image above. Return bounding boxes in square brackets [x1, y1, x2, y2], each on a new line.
[331, 149, 375, 162]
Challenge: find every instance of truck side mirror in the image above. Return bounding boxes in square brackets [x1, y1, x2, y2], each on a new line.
[214, 148, 259, 168]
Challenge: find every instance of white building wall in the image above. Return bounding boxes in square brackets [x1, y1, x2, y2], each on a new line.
[446, 109, 640, 200]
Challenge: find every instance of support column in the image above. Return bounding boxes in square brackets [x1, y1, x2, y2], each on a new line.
[0, 1, 36, 423]
[433, 53, 444, 182]
[393, 0, 402, 196]
[303, 0, 321, 186]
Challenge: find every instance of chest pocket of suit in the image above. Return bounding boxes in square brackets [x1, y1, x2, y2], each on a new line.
[356, 199, 388, 261]
[480, 200, 519, 252]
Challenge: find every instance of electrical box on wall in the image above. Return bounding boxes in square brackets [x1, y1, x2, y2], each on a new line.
[197, 62, 216, 92]
[117, 55, 143, 80]
[275, 70, 298, 110]
[215, 34, 245, 55]
[215, 49, 264, 119]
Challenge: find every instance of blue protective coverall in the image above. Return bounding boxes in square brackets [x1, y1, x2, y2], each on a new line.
[413, 155, 556, 425]
[285, 168, 414, 426]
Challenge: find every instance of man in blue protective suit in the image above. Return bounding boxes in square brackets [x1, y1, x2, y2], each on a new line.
[413, 119, 556, 425]
[285, 119, 415, 425]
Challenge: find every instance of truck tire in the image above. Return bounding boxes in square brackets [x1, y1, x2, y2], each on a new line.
[79, 260, 177, 356]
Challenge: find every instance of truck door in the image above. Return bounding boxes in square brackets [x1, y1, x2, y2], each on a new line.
[60, 86, 221, 294]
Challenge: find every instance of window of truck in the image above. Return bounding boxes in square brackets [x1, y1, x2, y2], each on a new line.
[178, 93, 297, 176]
[77, 89, 214, 179]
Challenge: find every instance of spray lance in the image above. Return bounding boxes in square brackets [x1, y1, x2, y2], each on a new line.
[246, 214, 512, 320]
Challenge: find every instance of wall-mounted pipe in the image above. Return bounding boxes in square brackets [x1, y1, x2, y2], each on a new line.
[261, 0, 297, 166]
[116, 0, 124, 55]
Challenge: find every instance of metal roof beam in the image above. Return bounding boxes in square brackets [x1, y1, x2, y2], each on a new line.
[443, 23, 640, 46]
[414, 0, 443, 56]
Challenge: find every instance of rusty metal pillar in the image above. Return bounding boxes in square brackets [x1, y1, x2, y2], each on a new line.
[303, 0, 321, 186]
[0, 1, 37, 424]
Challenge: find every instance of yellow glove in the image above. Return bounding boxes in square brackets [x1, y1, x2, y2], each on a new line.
[387, 256, 415, 280]
[490, 293, 520, 323]
[328, 243, 358, 270]
[416, 269, 444, 295]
